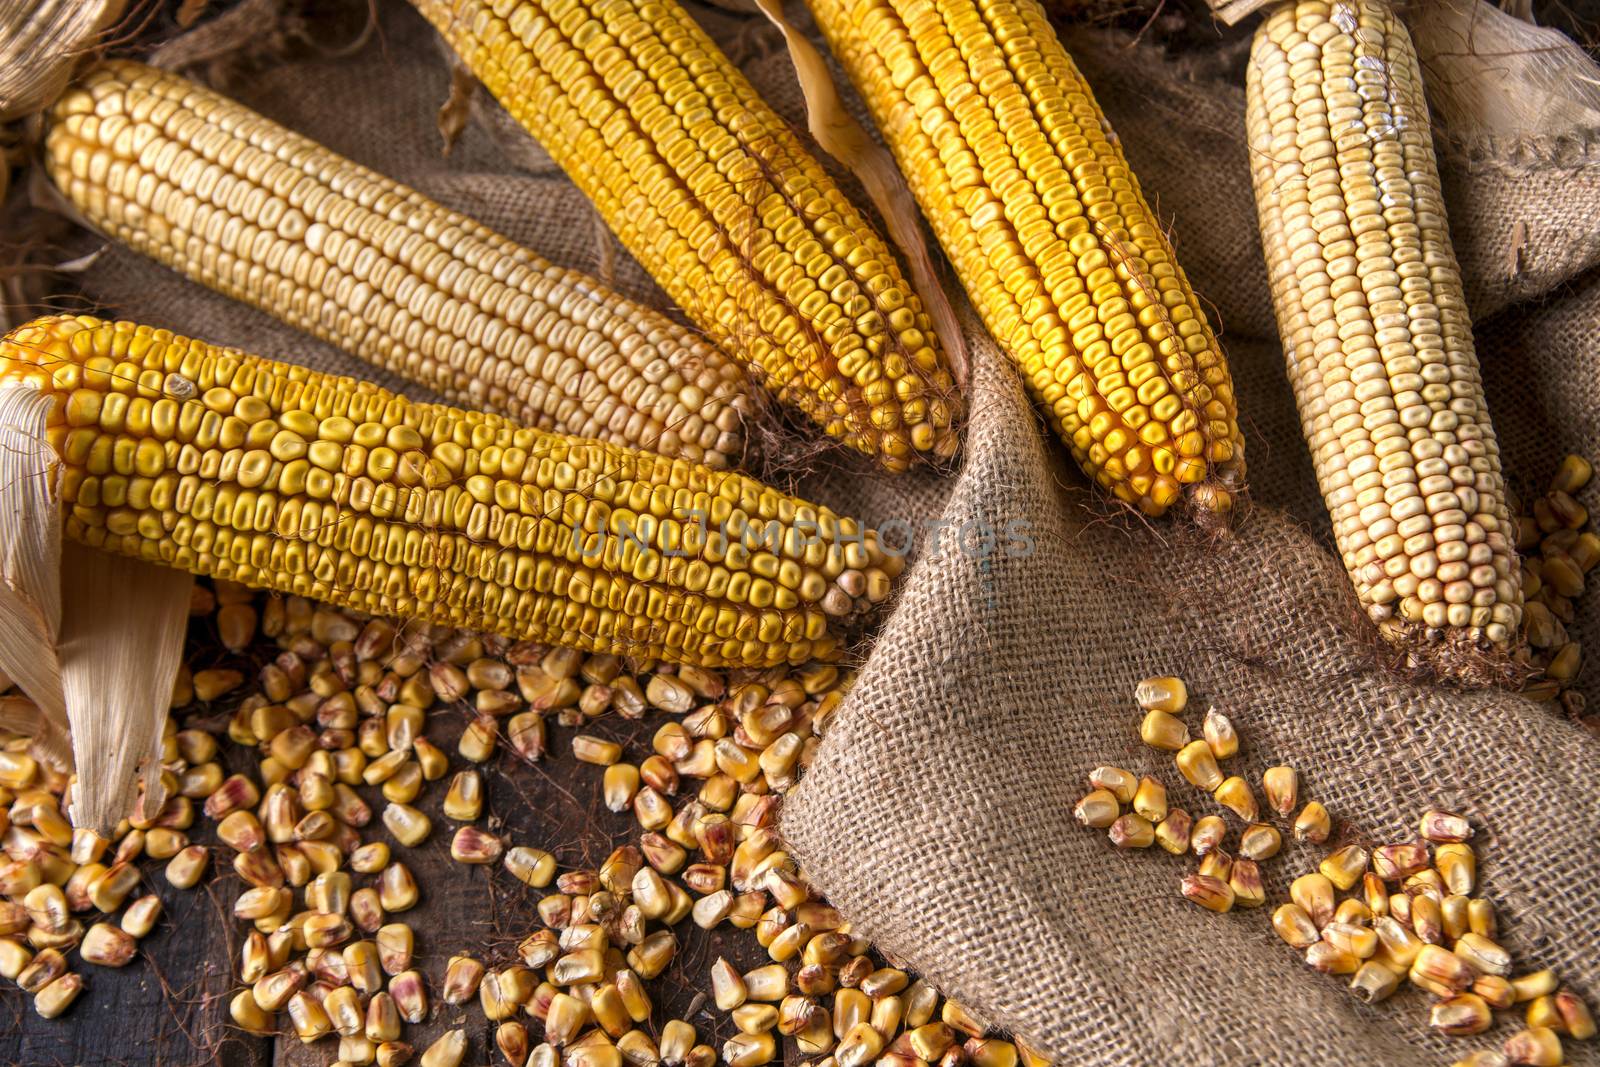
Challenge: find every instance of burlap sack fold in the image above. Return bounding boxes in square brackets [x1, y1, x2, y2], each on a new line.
[46, 1, 1600, 1063]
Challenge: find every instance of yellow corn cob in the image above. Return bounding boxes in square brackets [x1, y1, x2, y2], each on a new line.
[804, 0, 1244, 517]
[409, 0, 961, 472]
[45, 60, 750, 469]
[0, 314, 903, 667]
[1246, 0, 1522, 665]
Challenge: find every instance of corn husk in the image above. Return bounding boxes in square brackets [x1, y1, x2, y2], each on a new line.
[0, 380, 190, 832]
[753, 0, 968, 388]
[0, 0, 126, 121]
[1409, 0, 1600, 139]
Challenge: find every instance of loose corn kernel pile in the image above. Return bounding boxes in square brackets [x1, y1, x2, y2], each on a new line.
[1511, 455, 1595, 711]
[1281, 812, 1594, 1067]
[1072, 675, 1594, 1067]
[3, 583, 1049, 1067]
[1073, 675, 1315, 912]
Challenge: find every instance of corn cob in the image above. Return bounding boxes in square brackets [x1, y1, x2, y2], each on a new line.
[803, 0, 1245, 517]
[408, 0, 961, 472]
[1246, 0, 1522, 665]
[45, 60, 750, 469]
[0, 314, 902, 667]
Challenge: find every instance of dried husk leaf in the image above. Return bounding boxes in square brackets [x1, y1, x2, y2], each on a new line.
[0, 0, 126, 121]
[1409, 0, 1600, 139]
[752, 0, 969, 388]
[0, 382, 67, 764]
[0, 380, 190, 832]
[60, 543, 188, 831]
[436, 57, 478, 156]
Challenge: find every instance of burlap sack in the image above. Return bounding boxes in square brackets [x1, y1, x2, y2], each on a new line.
[41, 1, 1600, 1062]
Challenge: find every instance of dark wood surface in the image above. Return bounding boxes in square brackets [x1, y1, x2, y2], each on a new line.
[2, 621, 776, 1067]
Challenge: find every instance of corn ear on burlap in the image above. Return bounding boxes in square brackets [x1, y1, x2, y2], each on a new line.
[43, 0, 1600, 1062]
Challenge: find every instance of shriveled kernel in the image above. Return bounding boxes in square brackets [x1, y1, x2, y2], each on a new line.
[1072, 790, 1119, 830]
[1198, 851, 1233, 882]
[1135, 676, 1188, 713]
[1191, 815, 1227, 856]
[1294, 802, 1331, 843]
[1213, 777, 1257, 822]
[1290, 873, 1335, 928]
[1176, 742, 1223, 791]
[1201, 709, 1238, 760]
[1108, 814, 1154, 849]
[1350, 960, 1400, 1004]
[1420, 810, 1474, 843]
[1139, 710, 1188, 751]
[1261, 767, 1297, 816]
[1503, 1027, 1564, 1066]
[1132, 777, 1167, 824]
[1087, 767, 1138, 804]
[1273, 904, 1319, 949]
[1180, 873, 1233, 913]
[1229, 858, 1265, 908]
[1155, 809, 1193, 855]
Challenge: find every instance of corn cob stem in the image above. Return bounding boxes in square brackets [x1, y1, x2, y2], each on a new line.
[1246, 0, 1522, 673]
[0, 315, 902, 667]
[45, 60, 751, 469]
[409, 0, 962, 472]
[803, 0, 1245, 518]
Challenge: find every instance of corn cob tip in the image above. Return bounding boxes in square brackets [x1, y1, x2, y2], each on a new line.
[1377, 620, 1533, 690]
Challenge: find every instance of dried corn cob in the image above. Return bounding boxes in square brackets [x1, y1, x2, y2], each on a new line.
[46, 60, 750, 468]
[409, 0, 961, 472]
[804, 0, 1245, 517]
[1246, 0, 1522, 669]
[0, 314, 901, 667]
